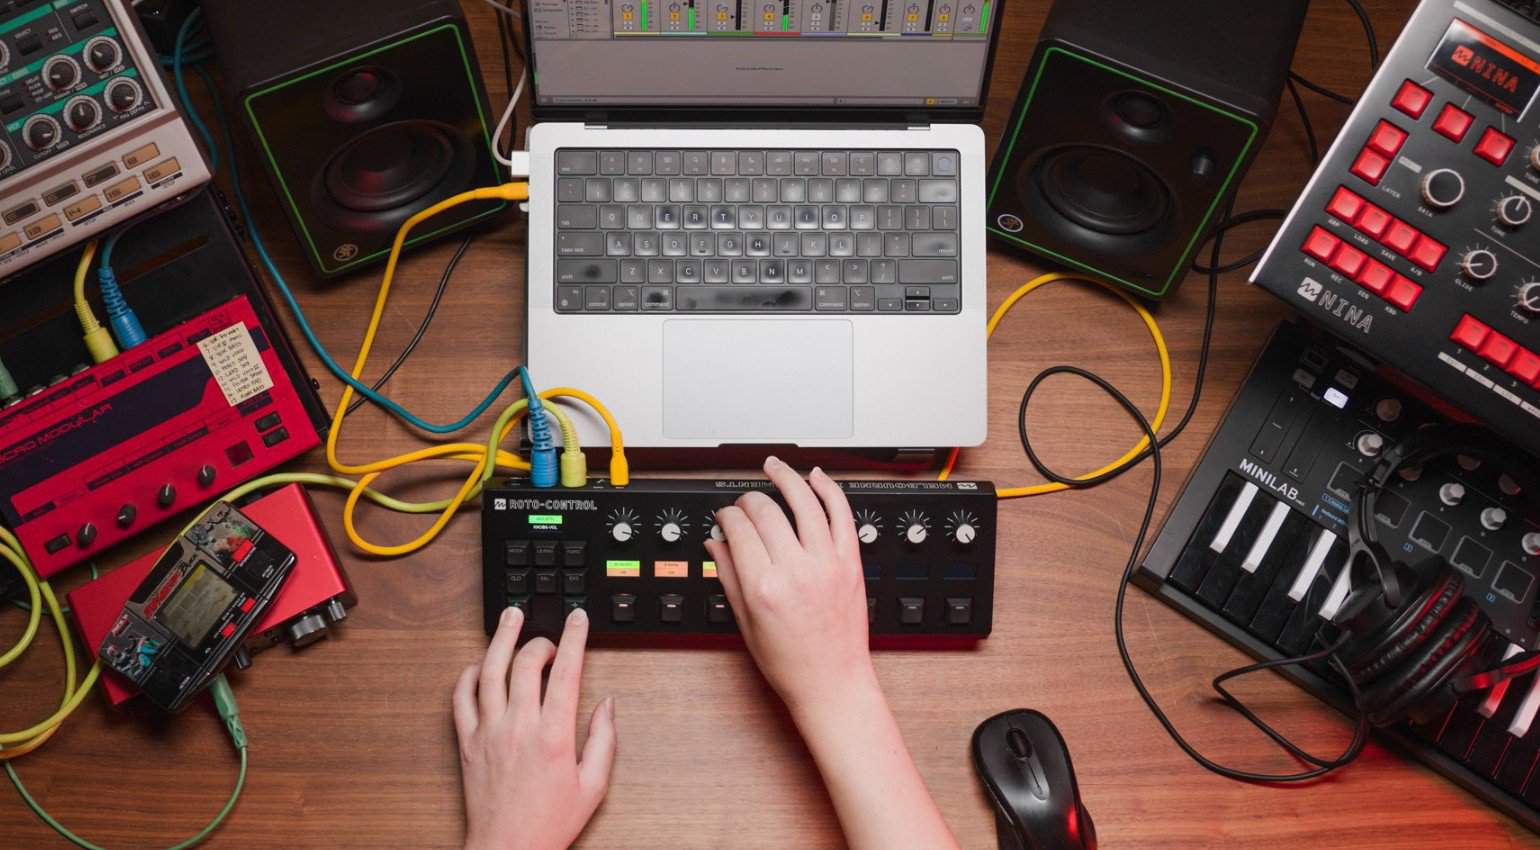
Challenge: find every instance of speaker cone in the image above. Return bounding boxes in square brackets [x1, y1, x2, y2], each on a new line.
[1035, 146, 1171, 235]
[322, 120, 457, 212]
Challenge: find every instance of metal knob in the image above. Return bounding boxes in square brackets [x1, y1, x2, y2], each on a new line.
[287, 612, 331, 648]
[1421, 168, 1466, 209]
[1482, 507, 1508, 531]
[1518, 282, 1540, 316]
[1440, 482, 1466, 506]
[1356, 432, 1385, 458]
[1498, 194, 1533, 228]
[1459, 248, 1499, 281]
[1524, 532, 1540, 557]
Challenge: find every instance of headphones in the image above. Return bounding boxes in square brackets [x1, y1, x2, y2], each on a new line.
[1327, 424, 1540, 727]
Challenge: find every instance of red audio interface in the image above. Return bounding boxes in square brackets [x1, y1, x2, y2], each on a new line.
[0, 295, 319, 577]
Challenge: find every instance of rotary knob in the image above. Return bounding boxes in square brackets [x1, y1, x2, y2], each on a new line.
[1498, 195, 1534, 228]
[1356, 432, 1384, 458]
[708, 523, 724, 542]
[0, 141, 11, 171]
[105, 78, 142, 113]
[43, 56, 80, 92]
[84, 37, 121, 73]
[22, 115, 60, 151]
[857, 523, 880, 544]
[1524, 532, 1540, 557]
[1460, 248, 1499, 281]
[1482, 507, 1508, 531]
[64, 96, 100, 132]
[953, 522, 977, 545]
[0, 42, 10, 72]
[905, 522, 928, 545]
[1375, 398, 1403, 423]
[116, 504, 137, 528]
[660, 522, 683, 543]
[1421, 168, 1466, 210]
[197, 464, 217, 487]
[157, 484, 176, 508]
[1518, 281, 1540, 315]
[610, 521, 634, 543]
[1440, 482, 1466, 506]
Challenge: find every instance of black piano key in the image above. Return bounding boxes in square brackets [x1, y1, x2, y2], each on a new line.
[1221, 508, 1312, 628]
[1436, 692, 1493, 763]
[1467, 676, 1532, 779]
[1169, 476, 1252, 593]
[1252, 536, 1344, 649]
[1274, 545, 1347, 657]
[1194, 492, 1279, 610]
[1499, 739, 1540, 798]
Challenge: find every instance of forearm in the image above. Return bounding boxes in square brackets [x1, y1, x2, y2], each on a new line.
[791, 672, 961, 850]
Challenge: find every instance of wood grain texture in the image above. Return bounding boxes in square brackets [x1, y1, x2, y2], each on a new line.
[5, 1, 1538, 847]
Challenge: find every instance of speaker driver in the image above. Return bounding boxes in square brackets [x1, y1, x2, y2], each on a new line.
[1034, 146, 1172, 235]
[323, 120, 458, 213]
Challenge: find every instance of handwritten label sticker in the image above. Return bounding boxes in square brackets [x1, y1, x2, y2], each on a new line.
[197, 324, 273, 406]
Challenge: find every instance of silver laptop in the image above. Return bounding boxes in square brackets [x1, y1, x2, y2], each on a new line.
[522, 0, 1005, 450]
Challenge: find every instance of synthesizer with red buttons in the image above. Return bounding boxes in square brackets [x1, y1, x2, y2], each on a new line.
[1253, 0, 1540, 456]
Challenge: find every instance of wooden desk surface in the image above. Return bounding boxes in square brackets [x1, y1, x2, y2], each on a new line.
[6, 1, 1539, 847]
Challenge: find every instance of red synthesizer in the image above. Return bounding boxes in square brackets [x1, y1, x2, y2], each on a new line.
[0, 295, 320, 577]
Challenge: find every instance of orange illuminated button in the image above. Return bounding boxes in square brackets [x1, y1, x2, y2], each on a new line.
[1331, 243, 1367, 278]
[1385, 275, 1423, 312]
[1450, 314, 1491, 350]
[1474, 128, 1515, 165]
[1510, 349, 1540, 385]
[1367, 120, 1409, 158]
[1302, 226, 1340, 262]
[1392, 79, 1433, 118]
[23, 213, 61, 241]
[0, 232, 19, 255]
[1357, 259, 1394, 294]
[1326, 186, 1364, 222]
[1356, 204, 1392, 238]
[702, 560, 718, 579]
[654, 560, 688, 578]
[142, 157, 181, 185]
[1434, 104, 1474, 141]
[1409, 234, 1447, 272]
[1481, 332, 1519, 368]
[1383, 220, 1419, 254]
[1350, 148, 1390, 185]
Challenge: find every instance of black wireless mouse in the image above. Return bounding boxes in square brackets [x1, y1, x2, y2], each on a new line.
[971, 709, 1096, 850]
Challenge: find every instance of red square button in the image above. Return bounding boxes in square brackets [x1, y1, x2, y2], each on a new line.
[1450, 314, 1491, 350]
[1385, 275, 1423, 312]
[1367, 120, 1409, 158]
[1351, 148, 1391, 185]
[1356, 205, 1392, 238]
[221, 622, 237, 639]
[1434, 104, 1474, 142]
[1511, 349, 1540, 385]
[1481, 332, 1518, 368]
[1392, 79, 1433, 118]
[1331, 244, 1368, 278]
[1384, 220, 1419, 254]
[1302, 226, 1340, 262]
[240, 597, 256, 614]
[1475, 128, 1515, 165]
[1409, 234, 1447, 271]
[1358, 260, 1394, 294]
[1327, 186, 1364, 222]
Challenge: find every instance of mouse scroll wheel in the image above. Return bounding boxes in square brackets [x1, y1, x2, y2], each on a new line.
[1006, 727, 1033, 760]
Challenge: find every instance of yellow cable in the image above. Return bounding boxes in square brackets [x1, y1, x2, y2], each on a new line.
[939, 273, 1172, 498]
[73, 241, 118, 364]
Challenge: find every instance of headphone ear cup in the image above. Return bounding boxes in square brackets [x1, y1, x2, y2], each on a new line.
[1342, 571, 1464, 679]
[1360, 600, 1489, 726]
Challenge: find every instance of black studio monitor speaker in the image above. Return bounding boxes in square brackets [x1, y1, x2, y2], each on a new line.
[986, 0, 1310, 298]
[201, 0, 505, 278]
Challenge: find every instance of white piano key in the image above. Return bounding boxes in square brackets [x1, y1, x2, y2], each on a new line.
[1209, 481, 1259, 554]
[1241, 500, 1291, 574]
[1479, 644, 1525, 719]
[1288, 527, 1338, 603]
[1318, 560, 1354, 621]
[1507, 671, 1540, 738]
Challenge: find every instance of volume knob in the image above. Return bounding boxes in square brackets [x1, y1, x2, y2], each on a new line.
[905, 522, 928, 545]
[857, 523, 880, 545]
[953, 522, 977, 545]
[660, 522, 682, 543]
[1422, 168, 1466, 210]
[1518, 281, 1540, 315]
[610, 521, 633, 543]
[1498, 194, 1533, 228]
[1460, 248, 1499, 281]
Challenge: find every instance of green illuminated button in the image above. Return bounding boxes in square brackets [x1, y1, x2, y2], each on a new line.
[606, 560, 641, 578]
[528, 514, 563, 525]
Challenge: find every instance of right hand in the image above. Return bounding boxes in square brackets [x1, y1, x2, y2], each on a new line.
[704, 457, 877, 715]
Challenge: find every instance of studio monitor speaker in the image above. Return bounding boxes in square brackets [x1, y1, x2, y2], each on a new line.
[201, 0, 505, 278]
[986, 0, 1310, 298]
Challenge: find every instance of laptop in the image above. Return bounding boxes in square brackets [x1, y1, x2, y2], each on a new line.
[521, 0, 1005, 450]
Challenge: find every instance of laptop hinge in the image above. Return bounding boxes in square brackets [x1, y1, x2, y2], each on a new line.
[581, 121, 930, 131]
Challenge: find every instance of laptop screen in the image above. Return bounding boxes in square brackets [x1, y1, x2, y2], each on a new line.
[527, 0, 1002, 109]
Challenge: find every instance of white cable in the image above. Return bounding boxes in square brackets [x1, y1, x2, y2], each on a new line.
[476, 0, 520, 15]
[493, 68, 528, 168]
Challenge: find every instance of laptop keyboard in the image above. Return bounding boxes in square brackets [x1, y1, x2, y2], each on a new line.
[551, 148, 962, 315]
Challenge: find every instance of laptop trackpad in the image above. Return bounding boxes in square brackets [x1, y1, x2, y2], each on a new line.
[662, 319, 854, 442]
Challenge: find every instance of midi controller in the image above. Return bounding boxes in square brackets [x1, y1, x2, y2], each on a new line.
[1138, 321, 1540, 831]
[0, 0, 210, 278]
[482, 478, 996, 642]
[1253, 0, 1540, 458]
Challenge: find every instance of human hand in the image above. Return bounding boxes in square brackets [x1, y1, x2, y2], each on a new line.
[704, 457, 876, 717]
[454, 607, 617, 850]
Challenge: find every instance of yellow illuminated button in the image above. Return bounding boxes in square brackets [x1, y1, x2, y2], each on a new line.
[103, 175, 142, 203]
[122, 142, 160, 169]
[64, 195, 102, 222]
[0, 232, 20, 254]
[702, 561, 718, 578]
[143, 157, 181, 184]
[655, 560, 688, 578]
[606, 559, 641, 578]
[23, 214, 61, 241]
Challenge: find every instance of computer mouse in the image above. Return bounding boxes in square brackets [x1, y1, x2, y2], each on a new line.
[971, 709, 1096, 850]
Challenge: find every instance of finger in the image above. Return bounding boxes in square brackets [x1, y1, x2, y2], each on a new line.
[508, 637, 558, 719]
[542, 608, 591, 726]
[808, 467, 858, 560]
[479, 606, 524, 722]
[704, 538, 749, 632]
[763, 456, 833, 554]
[453, 664, 480, 740]
[737, 490, 801, 562]
[579, 697, 618, 803]
[715, 504, 771, 580]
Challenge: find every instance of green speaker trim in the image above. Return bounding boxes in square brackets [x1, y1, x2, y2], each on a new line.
[241, 21, 505, 276]
[987, 46, 1260, 299]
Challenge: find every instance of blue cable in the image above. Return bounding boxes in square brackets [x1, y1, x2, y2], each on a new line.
[174, 19, 544, 438]
[97, 229, 146, 348]
[173, 12, 218, 174]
